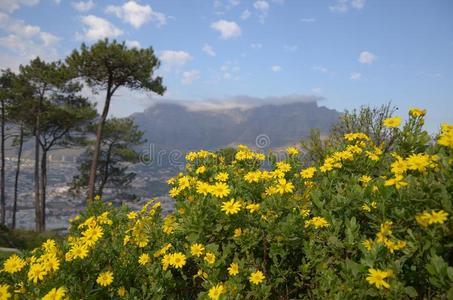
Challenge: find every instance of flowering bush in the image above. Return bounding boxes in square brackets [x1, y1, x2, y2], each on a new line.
[1, 108, 453, 299]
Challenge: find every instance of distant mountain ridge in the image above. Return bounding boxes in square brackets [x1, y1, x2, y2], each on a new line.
[132, 100, 339, 151]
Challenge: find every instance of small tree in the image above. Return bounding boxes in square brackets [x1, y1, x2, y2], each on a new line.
[5, 72, 34, 228]
[19, 58, 97, 231]
[0, 70, 15, 225]
[301, 103, 398, 165]
[67, 39, 165, 201]
[71, 117, 145, 199]
[330, 103, 398, 150]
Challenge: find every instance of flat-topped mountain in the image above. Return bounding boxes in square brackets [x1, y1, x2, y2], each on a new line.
[132, 98, 339, 151]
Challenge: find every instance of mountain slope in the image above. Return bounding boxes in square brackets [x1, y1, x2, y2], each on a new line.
[132, 100, 339, 151]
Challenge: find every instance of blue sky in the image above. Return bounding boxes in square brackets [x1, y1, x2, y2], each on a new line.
[1, 0, 452, 131]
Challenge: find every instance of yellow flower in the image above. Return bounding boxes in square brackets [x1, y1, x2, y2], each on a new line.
[193, 269, 208, 279]
[276, 161, 291, 172]
[416, 210, 448, 226]
[42, 287, 67, 300]
[190, 243, 205, 257]
[161, 254, 172, 271]
[41, 254, 60, 273]
[127, 211, 137, 220]
[68, 244, 89, 260]
[196, 166, 206, 174]
[221, 199, 242, 215]
[359, 175, 372, 186]
[244, 171, 261, 183]
[28, 263, 47, 284]
[169, 187, 180, 198]
[304, 216, 329, 229]
[383, 117, 401, 128]
[210, 182, 231, 198]
[196, 181, 212, 196]
[162, 215, 176, 235]
[96, 271, 114, 287]
[406, 153, 432, 172]
[246, 203, 260, 213]
[82, 225, 104, 246]
[0, 284, 11, 300]
[344, 132, 369, 141]
[138, 253, 151, 265]
[215, 172, 229, 181]
[154, 243, 172, 257]
[3, 254, 26, 274]
[300, 208, 310, 217]
[117, 287, 126, 297]
[228, 262, 239, 276]
[204, 252, 216, 265]
[300, 167, 316, 179]
[409, 107, 426, 117]
[249, 270, 265, 285]
[438, 123, 453, 148]
[208, 284, 224, 300]
[287, 146, 299, 155]
[275, 178, 294, 194]
[384, 175, 408, 189]
[234, 228, 242, 238]
[430, 210, 448, 224]
[42, 239, 57, 253]
[169, 252, 186, 269]
[361, 204, 371, 212]
[384, 239, 406, 253]
[362, 239, 374, 251]
[366, 268, 393, 289]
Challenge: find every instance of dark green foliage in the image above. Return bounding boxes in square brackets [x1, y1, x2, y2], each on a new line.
[71, 117, 146, 198]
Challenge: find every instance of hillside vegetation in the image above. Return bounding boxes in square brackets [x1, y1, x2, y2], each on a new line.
[1, 108, 452, 299]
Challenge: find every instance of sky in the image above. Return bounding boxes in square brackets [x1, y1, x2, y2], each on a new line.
[0, 0, 452, 131]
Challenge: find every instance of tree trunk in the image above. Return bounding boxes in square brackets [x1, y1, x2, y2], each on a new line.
[12, 125, 24, 229]
[98, 142, 114, 198]
[87, 90, 112, 201]
[0, 99, 5, 225]
[34, 97, 41, 231]
[38, 149, 47, 231]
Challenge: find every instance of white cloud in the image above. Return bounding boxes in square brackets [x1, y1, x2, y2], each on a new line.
[202, 44, 216, 56]
[219, 61, 240, 80]
[0, 0, 39, 13]
[126, 40, 141, 49]
[106, 1, 166, 29]
[329, 0, 365, 13]
[240, 9, 251, 20]
[284, 45, 298, 52]
[350, 72, 362, 80]
[71, 0, 94, 12]
[171, 94, 323, 112]
[301, 17, 316, 23]
[313, 66, 334, 75]
[181, 69, 200, 85]
[211, 20, 241, 39]
[0, 12, 59, 69]
[160, 50, 192, 69]
[254, 0, 270, 22]
[79, 15, 123, 41]
[254, 0, 269, 13]
[214, 0, 241, 12]
[358, 51, 376, 64]
[271, 65, 282, 72]
[351, 0, 365, 9]
[312, 87, 322, 94]
[250, 43, 262, 49]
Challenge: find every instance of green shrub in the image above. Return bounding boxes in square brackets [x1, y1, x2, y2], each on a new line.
[0, 108, 452, 299]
